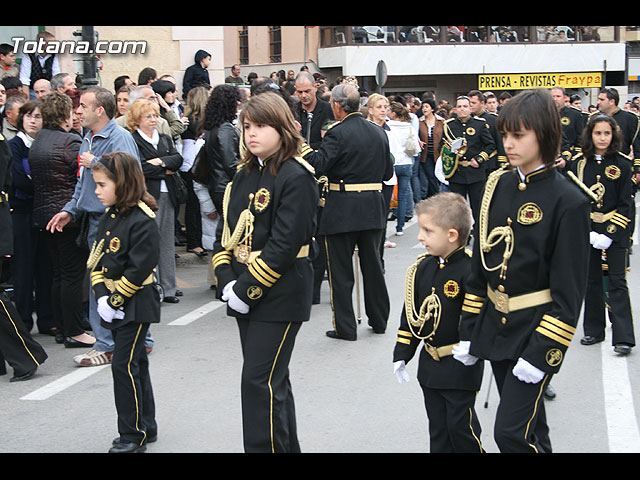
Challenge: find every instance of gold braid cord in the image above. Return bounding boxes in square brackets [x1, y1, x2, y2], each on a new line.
[221, 182, 255, 252]
[479, 167, 514, 280]
[86, 239, 105, 271]
[404, 254, 442, 340]
[574, 157, 603, 206]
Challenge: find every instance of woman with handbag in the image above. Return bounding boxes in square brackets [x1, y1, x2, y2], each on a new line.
[387, 101, 419, 236]
[126, 99, 184, 303]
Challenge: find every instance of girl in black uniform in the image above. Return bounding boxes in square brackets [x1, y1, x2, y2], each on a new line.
[89, 151, 160, 453]
[212, 92, 318, 452]
[569, 114, 635, 354]
[455, 90, 591, 453]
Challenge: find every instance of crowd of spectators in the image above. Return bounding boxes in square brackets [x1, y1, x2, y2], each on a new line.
[0, 31, 569, 377]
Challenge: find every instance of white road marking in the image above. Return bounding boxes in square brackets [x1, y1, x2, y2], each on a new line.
[601, 340, 640, 452]
[21, 301, 224, 401]
[167, 300, 224, 326]
[21, 365, 110, 401]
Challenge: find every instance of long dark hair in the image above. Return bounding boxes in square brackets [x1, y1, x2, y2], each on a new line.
[496, 89, 562, 168]
[238, 92, 301, 176]
[92, 151, 158, 215]
[202, 84, 240, 131]
[580, 113, 622, 160]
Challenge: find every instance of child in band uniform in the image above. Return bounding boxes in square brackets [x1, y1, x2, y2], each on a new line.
[393, 192, 484, 453]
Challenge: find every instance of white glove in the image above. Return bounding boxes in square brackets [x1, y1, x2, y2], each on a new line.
[592, 233, 612, 250]
[512, 357, 545, 384]
[393, 360, 410, 384]
[97, 296, 125, 323]
[589, 231, 599, 246]
[452, 341, 479, 366]
[221, 280, 250, 314]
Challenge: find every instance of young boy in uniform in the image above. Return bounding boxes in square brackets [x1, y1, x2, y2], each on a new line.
[393, 192, 484, 453]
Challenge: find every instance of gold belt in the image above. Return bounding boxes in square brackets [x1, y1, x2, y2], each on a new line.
[590, 210, 616, 223]
[487, 286, 552, 314]
[459, 160, 472, 167]
[104, 273, 154, 293]
[328, 182, 382, 192]
[233, 244, 310, 265]
[424, 342, 457, 361]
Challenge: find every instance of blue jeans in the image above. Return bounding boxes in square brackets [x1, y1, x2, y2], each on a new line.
[394, 164, 412, 232]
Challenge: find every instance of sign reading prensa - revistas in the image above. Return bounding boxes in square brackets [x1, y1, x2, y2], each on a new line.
[478, 72, 602, 90]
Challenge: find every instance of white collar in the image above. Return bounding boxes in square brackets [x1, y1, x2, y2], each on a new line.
[517, 163, 545, 181]
[137, 128, 159, 147]
[16, 131, 35, 148]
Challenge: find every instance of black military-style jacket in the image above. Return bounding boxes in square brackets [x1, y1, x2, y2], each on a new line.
[440, 115, 496, 185]
[211, 156, 319, 322]
[608, 109, 640, 175]
[478, 110, 506, 171]
[393, 247, 483, 391]
[300, 112, 394, 236]
[459, 166, 590, 375]
[567, 151, 634, 247]
[89, 202, 161, 329]
[559, 106, 585, 158]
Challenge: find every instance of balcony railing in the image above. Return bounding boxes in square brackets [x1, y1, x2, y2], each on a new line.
[320, 26, 620, 47]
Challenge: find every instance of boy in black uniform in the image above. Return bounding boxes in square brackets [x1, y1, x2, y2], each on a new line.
[440, 95, 495, 225]
[393, 192, 484, 453]
[568, 114, 635, 354]
[455, 90, 590, 453]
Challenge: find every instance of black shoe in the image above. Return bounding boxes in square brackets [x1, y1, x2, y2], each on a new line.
[109, 440, 147, 453]
[10, 367, 37, 382]
[580, 335, 604, 345]
[112, 434, 157, 445]
[544, 383, 556, 400]
[325, 330, 356, 341]
[175, 289, 183, 297]
[187, 248, 208, 257]
[64, 337, 95, 348]
[163, 296, 180, 304]
[614, 344, 633, 355]
[367, 320, 385, 334]
[55, 332, 65, 344]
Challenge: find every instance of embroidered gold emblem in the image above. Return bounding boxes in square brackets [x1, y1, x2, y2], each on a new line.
[253, 188, 271, 212]
[109, 237, 121, 253]
[247, 286, 263, 299]
[561, 116, 570, 126]
[607, 224, 617, 234]
[110, 294, 124, 308]
[465, 127, 476, 136]
[517, 202, 543, 225]
[605, 165, 621, 180]
[546, 348, 563, 367]
[443, 280, 460, 298]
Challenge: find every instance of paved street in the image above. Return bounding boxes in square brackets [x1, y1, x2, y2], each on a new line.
[2, 207, 640, 453]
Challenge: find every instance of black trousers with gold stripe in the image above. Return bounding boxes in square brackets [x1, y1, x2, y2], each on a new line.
[0, 258, 47, 377]
[324, 229, 390, 340]
[236, 318, 301, 453]
[583, 245, 635, 346]
[491, 359, 552, 453]
[111, 322, 156, 445]
[420, 384, 484, 453]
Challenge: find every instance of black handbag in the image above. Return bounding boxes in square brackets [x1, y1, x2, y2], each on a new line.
[171, 171, 189, 205]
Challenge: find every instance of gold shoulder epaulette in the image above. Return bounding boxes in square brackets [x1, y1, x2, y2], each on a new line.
[300, 143, 315, 157]
[138, 200, 156, 218]
[294, 156, 316, 175]
[444, 117, 456, 124]
[473, 115, 487, 122]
